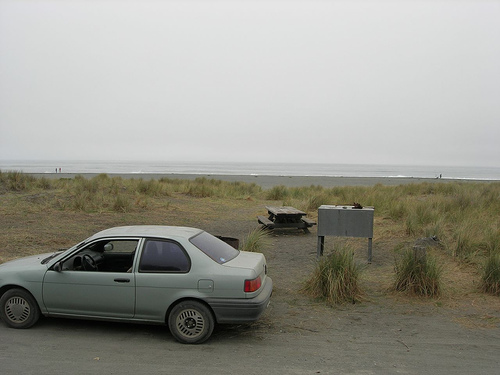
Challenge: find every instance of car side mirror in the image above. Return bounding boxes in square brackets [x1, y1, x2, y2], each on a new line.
[52, 262, 62, 272]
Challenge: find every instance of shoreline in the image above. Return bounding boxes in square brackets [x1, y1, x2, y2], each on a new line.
[25, 173, 496, 189]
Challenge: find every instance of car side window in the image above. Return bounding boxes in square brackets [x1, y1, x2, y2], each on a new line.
[139, 239, 190, 273]
[62, 239, 138, 273]
[103, 240, 138, 254]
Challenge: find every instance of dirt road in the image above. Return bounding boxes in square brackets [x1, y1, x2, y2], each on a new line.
[1, 301, 499, 375]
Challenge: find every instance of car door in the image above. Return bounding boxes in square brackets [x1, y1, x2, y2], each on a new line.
[133, 238, 196, 321]
[42, 238, 139, 318]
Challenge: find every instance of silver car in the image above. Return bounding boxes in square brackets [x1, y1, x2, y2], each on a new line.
[0, 226, 272, 344]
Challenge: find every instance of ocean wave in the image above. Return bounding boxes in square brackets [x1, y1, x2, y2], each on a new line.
[1, 160, 499, 181]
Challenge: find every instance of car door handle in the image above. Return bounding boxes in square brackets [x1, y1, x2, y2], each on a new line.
[114, 278, 130, 283]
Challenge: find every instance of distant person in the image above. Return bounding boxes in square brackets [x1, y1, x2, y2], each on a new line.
[55, 168, 57, 173]
[59, 168, 61, 173]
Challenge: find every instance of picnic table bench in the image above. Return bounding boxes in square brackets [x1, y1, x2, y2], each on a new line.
[258, 206, 316, 232]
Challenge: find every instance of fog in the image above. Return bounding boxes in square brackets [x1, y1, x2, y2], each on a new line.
[1, 0, 499, 167]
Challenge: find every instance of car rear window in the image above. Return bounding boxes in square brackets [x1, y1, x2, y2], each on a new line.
[190, 232, 239, 264]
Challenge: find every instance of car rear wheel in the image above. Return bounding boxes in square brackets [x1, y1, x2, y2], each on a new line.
[168, 301, 214, 344]
[0, 288, 40, 329]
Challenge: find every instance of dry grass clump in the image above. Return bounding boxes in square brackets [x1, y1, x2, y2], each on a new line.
[0, 170, 51, 191]
[240, 228, 272, 253]
[302, 245, 364, 305]
[482, 253, 500, 295]
[265, 185, 288, 200]
[481, 230, 500, 295]
[134, 178, 171, 196]
[394, 249, 443, 297]
[185, 177, 261, 198]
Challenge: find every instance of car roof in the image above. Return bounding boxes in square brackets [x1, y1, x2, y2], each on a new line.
[88, 226, 204, 241]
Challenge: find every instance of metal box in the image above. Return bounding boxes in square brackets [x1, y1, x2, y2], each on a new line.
[317, 205, 374, 262]
[318, 205, 374, 237]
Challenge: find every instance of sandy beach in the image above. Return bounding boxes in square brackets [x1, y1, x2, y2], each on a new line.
[27, 172, 491, 189]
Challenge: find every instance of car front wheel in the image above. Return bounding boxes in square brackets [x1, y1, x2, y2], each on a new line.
[0, 288, 41, 329]
[168, 301, 214, 344]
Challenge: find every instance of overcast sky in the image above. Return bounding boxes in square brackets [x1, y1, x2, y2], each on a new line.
[0, 0, 499, 167]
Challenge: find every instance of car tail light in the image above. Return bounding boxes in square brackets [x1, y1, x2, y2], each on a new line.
[244, 276, 262, 292]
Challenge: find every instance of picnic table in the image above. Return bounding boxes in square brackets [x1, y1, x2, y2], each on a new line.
[258, 206, 316, 232]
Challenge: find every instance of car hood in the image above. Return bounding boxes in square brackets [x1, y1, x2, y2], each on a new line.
[0, 252, 53, 270]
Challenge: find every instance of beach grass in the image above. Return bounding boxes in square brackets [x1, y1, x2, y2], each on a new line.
[301, 244, 364, 304]
[393, 248, 443, 297]
[1, 171, 499, 301]
[240, 227, 272, 253]
[482, 252, 500, 295]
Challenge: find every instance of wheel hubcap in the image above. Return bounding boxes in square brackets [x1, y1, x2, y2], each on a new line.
[5, 297, 31, 323]
[184, 317, 197, 329]
[176, 309, 205, 338]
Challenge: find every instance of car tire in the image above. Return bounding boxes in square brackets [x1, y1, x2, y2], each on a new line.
[0, 288, 41, 329]
[168, 300, 215, 344]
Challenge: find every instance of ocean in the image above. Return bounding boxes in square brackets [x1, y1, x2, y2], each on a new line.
[1, 160, 499, 181]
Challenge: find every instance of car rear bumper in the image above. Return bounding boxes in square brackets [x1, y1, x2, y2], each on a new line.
[206, 277, 273, 324]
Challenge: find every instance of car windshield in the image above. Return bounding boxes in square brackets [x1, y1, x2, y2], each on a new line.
[40, 240, 86, 264]
[190, 231, 239, 264]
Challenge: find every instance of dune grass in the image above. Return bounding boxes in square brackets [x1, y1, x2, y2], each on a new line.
[302, 244, 364, 304]
[482, 252, 500, 295]
[393, 249, 443, 297]
[0, 172, 261, 213]
[1, 171, 499, 300]
[240, 227, 272, 253]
